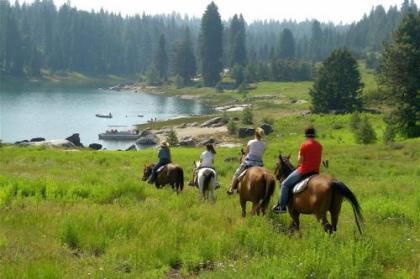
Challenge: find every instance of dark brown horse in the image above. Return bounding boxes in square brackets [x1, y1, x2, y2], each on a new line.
[142, 163, 184, 193]
[274, 155, 364, 234]
[236, 149, 276, 217]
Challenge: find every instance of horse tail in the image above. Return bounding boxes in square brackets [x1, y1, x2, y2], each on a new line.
[203, 170, 215, 193]
[260, 173, 275, 209]
[330, 180, 364, 234]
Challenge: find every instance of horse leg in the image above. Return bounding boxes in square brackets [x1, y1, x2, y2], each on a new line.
[240, 197, 246, 217]
[330, 198, 343, 232]
[317, 212, 333, 234]
[289, 208, 300, 233]
[251, 202, 258, 216]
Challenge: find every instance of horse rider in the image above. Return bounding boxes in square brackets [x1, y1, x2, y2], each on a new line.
[147, 140, 171, 184]
[189, 144, 219, 187]
[272, 127, 323, 213]
[227, 128, 266, 195]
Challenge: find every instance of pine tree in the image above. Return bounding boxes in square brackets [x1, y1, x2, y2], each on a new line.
[278, 28, 295, 60]
[310, 48, 363, 113]
[229, 14, 247, 67]
[200, 2, 223, 86]
[379, 11, 420, 137]
[173, 28, 196, 86]
[154, 34, 168, 81]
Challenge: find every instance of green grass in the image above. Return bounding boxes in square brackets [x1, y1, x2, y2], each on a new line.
[0, 114, 419, 278]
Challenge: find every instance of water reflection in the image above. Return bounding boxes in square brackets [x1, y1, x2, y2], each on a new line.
[0, 81, 212, 150]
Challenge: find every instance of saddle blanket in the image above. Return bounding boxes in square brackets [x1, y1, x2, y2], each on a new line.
[238, 169, 248, 181]
[157, 165, 166, 173]
[292, 175, 317, 194]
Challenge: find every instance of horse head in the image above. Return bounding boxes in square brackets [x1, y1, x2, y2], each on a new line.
[275, 153, 293, 181]
[142, 163, 155, 181]
[240, 148, 246, 163]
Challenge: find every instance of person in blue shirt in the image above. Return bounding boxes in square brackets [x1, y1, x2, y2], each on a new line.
[147, 140, 171, 183]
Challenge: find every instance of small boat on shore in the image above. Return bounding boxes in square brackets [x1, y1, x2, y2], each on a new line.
[96, 113, 112, 118]
[137, 115, 144, 117]
[98, 130, 140, 140]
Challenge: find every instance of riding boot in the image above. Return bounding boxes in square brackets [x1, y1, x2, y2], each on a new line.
[227, 177, 238, 195]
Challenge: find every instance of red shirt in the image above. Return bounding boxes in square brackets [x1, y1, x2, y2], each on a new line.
[298, 139, 322, 174]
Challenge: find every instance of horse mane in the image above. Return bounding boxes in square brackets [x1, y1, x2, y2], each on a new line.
[280, 156, 296, 175]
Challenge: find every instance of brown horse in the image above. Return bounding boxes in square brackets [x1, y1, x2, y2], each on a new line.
[236, 150, 276, 217]
[142, 163, 184, 193]
[274, 155, 364, 234]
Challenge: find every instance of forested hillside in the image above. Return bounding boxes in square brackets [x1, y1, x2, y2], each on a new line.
[0, 0, 418, 77]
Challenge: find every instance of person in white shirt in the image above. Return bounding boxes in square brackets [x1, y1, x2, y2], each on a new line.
[189, 144, 220, 187]
[199, 144, 216, 168]
[227, 128, 266, 195]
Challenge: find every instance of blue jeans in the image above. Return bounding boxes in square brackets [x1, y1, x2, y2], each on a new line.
[151, 159, 170, 178]
[279, 169, 303, 208]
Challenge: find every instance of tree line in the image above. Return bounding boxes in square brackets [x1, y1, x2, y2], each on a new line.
[0, 0, 417, 83]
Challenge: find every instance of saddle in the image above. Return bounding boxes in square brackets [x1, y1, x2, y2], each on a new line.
[292, 173, 318, 194]
[157, 164, 169, 173]
[237, 165, 262, 181]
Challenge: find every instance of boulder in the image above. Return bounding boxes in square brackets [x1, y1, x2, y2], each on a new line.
[238, 128, 256, 138]
[210, 122, 225, 128]
[34, 139, 76, 148]
[125, 144, 137, 151]
[200, 117, 223, 128]
[30, 137, 45, 142]
[139, 129, 153, 137]
[155, 128, 171, 135]
[136, 134, 159, 145]
[188, 122, 199, 127]
[176, 123, 187, 129]
[199, 138, 216, 146]
[89, 143, 103, 150]
[66, 133, 83, 147]
[260, 123, 274, 135]
[179, 137, 196, 147]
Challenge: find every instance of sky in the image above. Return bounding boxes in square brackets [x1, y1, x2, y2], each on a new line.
[22, 0, 419, 24]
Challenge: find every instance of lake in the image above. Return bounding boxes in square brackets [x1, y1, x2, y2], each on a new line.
[0, 80, 212, 150]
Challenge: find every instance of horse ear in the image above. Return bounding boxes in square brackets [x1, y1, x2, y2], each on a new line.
[241, 148, 245, 154]
[287, 154, 291, 159]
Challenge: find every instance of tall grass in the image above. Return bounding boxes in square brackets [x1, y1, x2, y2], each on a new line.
[0, 114, 418, 278]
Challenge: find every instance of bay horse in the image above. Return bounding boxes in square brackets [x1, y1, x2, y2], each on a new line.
[142, 163, 184, 193]
[274, 155, 364, 234]
[236, 149, 276, 217]
[190, 161, 217, 201]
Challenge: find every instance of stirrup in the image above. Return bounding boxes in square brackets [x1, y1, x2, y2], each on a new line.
[272, 204, 287, 214]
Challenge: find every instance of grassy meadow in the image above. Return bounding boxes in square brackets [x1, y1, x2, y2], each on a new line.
[1, 113, 419, 278]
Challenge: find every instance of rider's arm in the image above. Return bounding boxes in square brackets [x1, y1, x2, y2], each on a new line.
[298, 151, 304, 165]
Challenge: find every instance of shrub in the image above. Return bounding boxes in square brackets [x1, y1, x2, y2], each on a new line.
[237, 82, 248, 93]
[215, 82, 224, 93]
[383, 124, 397, 144]
[227, 120, 238, 135]
[354, 116, 377, 144]
[166, 129, 179, 146]
[349, 111, 362, 130]
[262, 116, 275, 125]
[222, 111, 229, 124]
[242, 108, 253, 125]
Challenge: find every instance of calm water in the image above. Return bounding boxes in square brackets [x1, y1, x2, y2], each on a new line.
[0, 80, 211, 150]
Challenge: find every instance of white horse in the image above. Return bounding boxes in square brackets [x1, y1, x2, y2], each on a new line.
[193, 161, 217, 202]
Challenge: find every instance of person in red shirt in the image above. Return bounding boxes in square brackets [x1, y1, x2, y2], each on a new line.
[272, 127, 323, 213]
